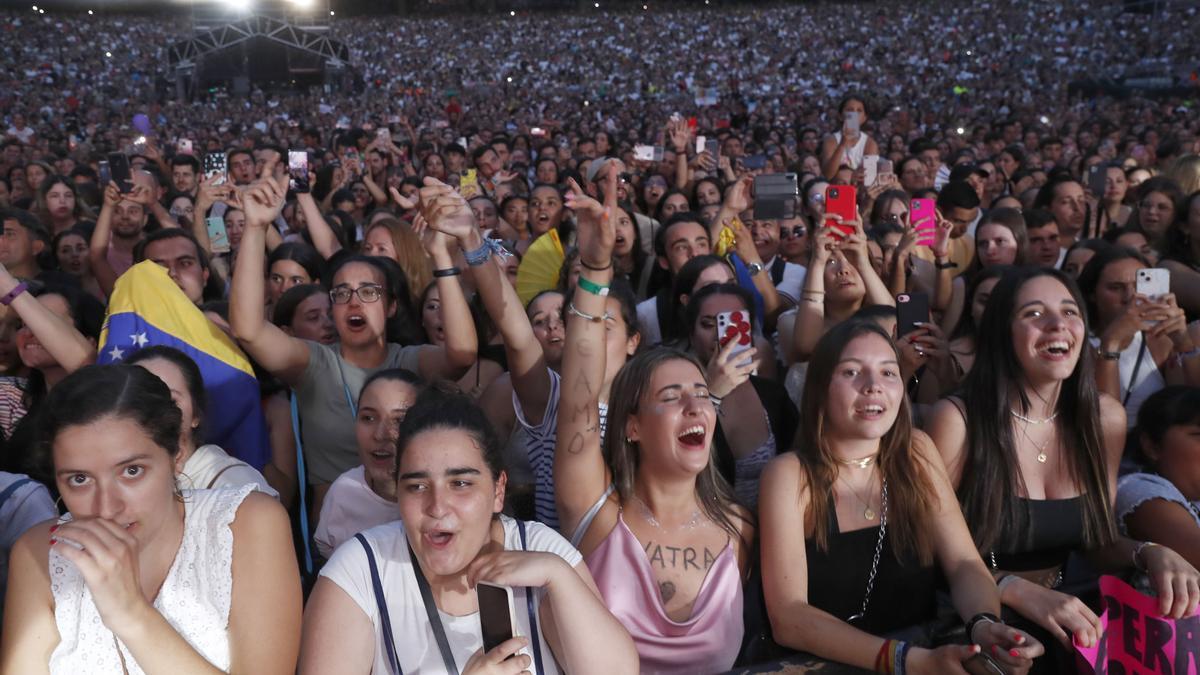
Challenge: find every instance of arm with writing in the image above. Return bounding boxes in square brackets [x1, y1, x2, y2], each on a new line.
[554, 176, 618, 537]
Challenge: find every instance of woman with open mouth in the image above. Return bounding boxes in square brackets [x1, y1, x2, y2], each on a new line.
[757, 319, 1042, 674]
[927, 267, 1200, 674]
[230, 173, 479, 522]
[301, 388, 638, 674]
[315, 368, 423, 559]
[555, 172, 753, 674]
[1, 365, 301, 673]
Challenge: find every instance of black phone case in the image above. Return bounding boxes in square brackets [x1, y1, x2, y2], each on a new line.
[896, 293, 930, 338]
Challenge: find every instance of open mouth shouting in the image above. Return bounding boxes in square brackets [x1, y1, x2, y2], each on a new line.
[854, 400, 886, 421]
[677, 424, 707, 449]
[345, 313, 368, 330]
[1035, 339, 1073, 361]
[422, 528, 456, 550]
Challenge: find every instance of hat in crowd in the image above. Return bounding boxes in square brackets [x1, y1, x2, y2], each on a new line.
[949, 163, 989, 183]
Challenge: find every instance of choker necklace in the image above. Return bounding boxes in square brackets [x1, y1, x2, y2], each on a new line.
[633, 495, 703, 532]
[1010, 408, 1059, 425]
[836, 454, 879, 469]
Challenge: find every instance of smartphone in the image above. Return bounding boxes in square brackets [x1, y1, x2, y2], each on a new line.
[844, 111, 861, 134]
[131, 135, 148, 156]
[107, 153, 134, 193]
[704, 138, 719, 164]
[753, 173, 799, 220]
[376, 128, 391, 145]
[741, 154, 767, 171]
[910, 198, 937, 247]
[460, 168, 481, 199]
[896, 292, 930, 338]
[824, 185, 858, 239]
[206, 216, 231, 254]
[716, 310, 754, 369]
[97, 160, 111, 188]
[878, 158, 893, 175]
[477, 582, 518, 654]
[695, 135, 707, 155]
[965, 654, 1007, 675]
[863, 154, 880, 186]
[288, 150, 309, 194]
[1136, 268, 1169, 301]
[457, 136, 469, 149]
[178, 138, 194, 155]
[633, 145, 665, 162]
[531, 127, 546, 137]
[204, 152, 227, 185]
[1086, 162, 1106, 197]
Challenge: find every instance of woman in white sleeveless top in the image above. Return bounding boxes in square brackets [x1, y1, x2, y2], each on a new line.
[0, 365, 301, 674]
[820, 94, 880, 180]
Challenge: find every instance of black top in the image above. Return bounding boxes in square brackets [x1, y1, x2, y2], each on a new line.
[805, 496, 937, 635]
[990, 497, 1084, 571]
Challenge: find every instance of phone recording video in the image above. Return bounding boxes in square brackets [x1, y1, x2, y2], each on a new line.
[107, 153, 134, 193]
[204, 153, 227, 185]
[288, 150, 309, 193]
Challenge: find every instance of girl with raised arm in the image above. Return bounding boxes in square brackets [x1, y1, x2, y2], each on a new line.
[556, 172, 753, 674]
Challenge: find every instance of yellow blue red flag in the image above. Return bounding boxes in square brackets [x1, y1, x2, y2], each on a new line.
[98, 261, 269, 469]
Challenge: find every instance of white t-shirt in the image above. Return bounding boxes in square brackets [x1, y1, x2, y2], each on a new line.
[763, 256, 807, 303]
[321, 517, 581, 674]
[636, 296, 663, 347]
[181, 444, 278, 498]
[314, 466, 399, 559]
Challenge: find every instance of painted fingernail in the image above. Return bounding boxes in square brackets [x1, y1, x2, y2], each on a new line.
[1014, 633, 1025, 643]
[49, 538, 56, 545]
[49, 525, 58, 533]
[1010, 649, 1020, 657]
[972, 644, 981, 654]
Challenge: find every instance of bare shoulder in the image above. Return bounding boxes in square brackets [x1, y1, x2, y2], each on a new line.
[760, 452, 809, 504]
[230, 491, 290, 538]
[13, 519, 56, 567]
[909, 428, 941, 463]
[1097, 393, 1126, 431]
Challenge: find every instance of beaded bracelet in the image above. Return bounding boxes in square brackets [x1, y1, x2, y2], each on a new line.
[463, 238, 511, 266]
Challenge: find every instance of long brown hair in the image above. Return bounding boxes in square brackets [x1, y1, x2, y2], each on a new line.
[795, 320, 936, 564]
[602, 347, 745, 541]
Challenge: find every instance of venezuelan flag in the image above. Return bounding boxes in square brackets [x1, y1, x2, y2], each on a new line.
[98, 261, 270, 470]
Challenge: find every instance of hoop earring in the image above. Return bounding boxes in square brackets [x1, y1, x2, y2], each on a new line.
[54, 494, 65, 515]
[173, 477, 184, 503]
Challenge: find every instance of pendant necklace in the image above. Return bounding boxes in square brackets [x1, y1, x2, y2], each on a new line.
[1015, 419, 1053, 464]
[839, 464, 880, 521]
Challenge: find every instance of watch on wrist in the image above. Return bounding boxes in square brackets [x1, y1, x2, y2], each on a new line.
[746, 262, 764, 277]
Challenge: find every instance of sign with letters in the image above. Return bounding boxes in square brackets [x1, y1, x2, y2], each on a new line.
[1075, 575, 1200, 674]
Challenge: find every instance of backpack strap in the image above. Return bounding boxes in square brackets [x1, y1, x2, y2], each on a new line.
[516, 520, 546, 675]
[355, 533, 403, 675]
[0, 478, 33, 514]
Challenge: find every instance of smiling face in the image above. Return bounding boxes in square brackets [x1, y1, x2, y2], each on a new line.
[54, 415, 180, 546]
[1010, 275, 1086, 384]
[397, 427, 506, 579]
[356, 377, 420, 491]
[823, 333, 904, 441]
[624, 358, 718, 481]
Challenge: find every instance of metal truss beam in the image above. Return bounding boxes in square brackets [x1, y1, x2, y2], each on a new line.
[169, 16, 350, 70]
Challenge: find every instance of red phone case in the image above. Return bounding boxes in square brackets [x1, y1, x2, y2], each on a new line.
[911, 198, 936, 247]
[824, 185, 858, 239]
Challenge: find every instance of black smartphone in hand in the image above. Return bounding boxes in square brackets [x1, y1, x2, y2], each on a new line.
[107, 153, 134, 194]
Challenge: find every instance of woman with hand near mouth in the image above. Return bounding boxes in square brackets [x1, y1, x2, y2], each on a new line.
[927, 267, 1200, 673]
[314, 369, 422, 559]
[758, 320, 1042, 674]
[0, 365, 301, 674]
[230, 172, 478, 519]
[556, 172, 753, 674]
[301, 388, 638, 675]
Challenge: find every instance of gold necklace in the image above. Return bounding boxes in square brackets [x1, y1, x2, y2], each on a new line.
[839, 465, 880, 521]
[836, 453, 879, 469]
[1015, 420, 1054, 464]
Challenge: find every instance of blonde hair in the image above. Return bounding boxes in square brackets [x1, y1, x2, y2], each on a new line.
[363, 218, 431, 308]
[1167, 155, 1200, 196]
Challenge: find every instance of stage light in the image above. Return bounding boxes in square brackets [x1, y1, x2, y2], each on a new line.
[291, 0, 315, 8]
[510, 10, 515, 15]
[32, 5, 37, 10]
[506, 76, 512, 83]
[105, 51, 112, 57]
[330, 10, 335, 15]
[88, 9, 93, 14]
[594, 2, 599, 6]
[956, 127, 965, 135]
[39, 8, 44, 13]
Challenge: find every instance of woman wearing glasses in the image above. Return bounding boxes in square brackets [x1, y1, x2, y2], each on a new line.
[230, 173, 479, 519]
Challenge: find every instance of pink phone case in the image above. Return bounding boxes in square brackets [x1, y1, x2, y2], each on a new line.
[911, 198, 936, 247]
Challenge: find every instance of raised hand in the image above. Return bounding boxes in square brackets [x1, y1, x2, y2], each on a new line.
[419, 177, 477, 241]
[564, 173, 615, 268]
[706, 336, 758, 399]
[723, 176, 753, 215]
[932, 208, 954, 260]
[388, 185, 417, 211]
[667, 118, 691, 153]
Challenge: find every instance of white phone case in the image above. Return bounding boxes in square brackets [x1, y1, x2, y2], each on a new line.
[1136, 268, 1169, 300]
[716, 310, 754, 368]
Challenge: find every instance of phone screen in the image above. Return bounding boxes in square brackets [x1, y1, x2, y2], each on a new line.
[896, 292, 930, 338]
[288, 150, 309, 193]
[204, 153, 227, 185]
[107, 153, 134, 193]
[477, 583, 515, 653]
[206, 217, 231, 254]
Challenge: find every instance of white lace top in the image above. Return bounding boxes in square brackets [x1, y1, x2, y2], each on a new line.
[48, 485, 254, 675]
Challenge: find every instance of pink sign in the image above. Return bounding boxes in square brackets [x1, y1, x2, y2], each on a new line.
[1075, 575, 1200, 674]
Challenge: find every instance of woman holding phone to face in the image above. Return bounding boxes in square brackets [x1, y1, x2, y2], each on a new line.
[759, 320, 1041, 674]
[927, 267, 1200, 673]
[555, 173, 754, 674]
[300, 389, 638, 675]
[820, 95, 880, 181]
[0, 365, 301, 674]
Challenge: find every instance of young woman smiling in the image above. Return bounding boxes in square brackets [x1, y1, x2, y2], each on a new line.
[556, 172, 753, 674]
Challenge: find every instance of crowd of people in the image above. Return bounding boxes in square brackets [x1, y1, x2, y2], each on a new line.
[1, 0, 1200, 673]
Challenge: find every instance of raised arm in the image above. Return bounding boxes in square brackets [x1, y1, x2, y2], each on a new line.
[667, 118, 691, 192]
[190, 175, 231, 254]
[838, 214, 895, 308]
[422, 181, 553, 424]
[555, 176, 618, 534]
[229, 170, 311, 385]
[790, 227, 836, 363]
[87, 181, 123, 298]
[0, 265, 95, 372]
[296, 190, 344, 259]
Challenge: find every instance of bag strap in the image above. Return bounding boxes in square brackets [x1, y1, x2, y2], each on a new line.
[0, 477, 33, 513]
[407, 537, 460, 675]
[517, 520, 546, 675]
[204, 464, 238, 490]
[335, 355, 359, 418]
[355, 533, 403, 675]
[1123, 334, 1148, 408]
[290, 393, 314, 576]
[769, 256, 787, 286]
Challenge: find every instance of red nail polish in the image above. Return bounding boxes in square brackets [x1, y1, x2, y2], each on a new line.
[49, 538, 56, 545]
[1010, 649, 1020, 657]
[49, 525, 58, 533]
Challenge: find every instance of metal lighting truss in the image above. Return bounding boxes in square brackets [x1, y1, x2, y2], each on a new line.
[168, 15, 350, 70]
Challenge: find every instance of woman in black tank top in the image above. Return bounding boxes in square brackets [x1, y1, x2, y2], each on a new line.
[759, 320, 1042, 674]
[927, 267, 1200, 672]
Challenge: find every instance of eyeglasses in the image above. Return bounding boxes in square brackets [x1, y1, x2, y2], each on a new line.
[782, 226, 807, 239]
[330, 284, 384, 304]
